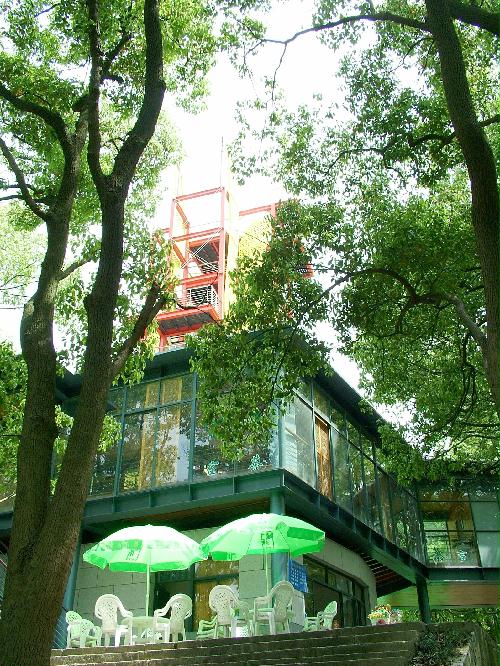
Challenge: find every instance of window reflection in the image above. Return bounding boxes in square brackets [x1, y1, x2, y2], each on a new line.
[155, 404, 190, 486]
[119, 411, 155, 492]
[332, 431, 352, 511]
[283, 396, 316, 487]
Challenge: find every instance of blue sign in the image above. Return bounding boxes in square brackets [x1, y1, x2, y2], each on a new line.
[288, 559, 308, 593]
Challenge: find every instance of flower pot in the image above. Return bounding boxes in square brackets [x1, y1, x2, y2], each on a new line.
[370, 618, 388, 625]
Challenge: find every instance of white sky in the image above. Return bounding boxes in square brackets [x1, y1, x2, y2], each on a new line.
[158, 1, 362, 389]
[0, 1, 368, 395]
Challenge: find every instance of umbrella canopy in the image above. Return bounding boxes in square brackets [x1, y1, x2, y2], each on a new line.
[83, 524, 206, 614]
[200, 513, 324, 591]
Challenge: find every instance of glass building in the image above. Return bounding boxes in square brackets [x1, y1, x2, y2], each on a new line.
[0, 347, 498, 635]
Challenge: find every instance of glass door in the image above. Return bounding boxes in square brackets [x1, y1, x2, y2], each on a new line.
[315, 416, 333, 499]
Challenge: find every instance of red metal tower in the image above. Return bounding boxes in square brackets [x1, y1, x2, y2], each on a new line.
[157, 187, 228, 349]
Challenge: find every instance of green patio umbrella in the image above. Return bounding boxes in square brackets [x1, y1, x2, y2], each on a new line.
[83, 524, 206, 615]
[200, 513, 325, 592]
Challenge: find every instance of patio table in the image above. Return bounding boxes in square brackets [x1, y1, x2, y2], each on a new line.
[118, 615, 158, 645]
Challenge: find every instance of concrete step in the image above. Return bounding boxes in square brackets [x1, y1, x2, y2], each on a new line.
[51, 627, 422, 662]
[51, 639, 416, 665]
[50, 653, 411, 666]
[51, 625, 422, 666]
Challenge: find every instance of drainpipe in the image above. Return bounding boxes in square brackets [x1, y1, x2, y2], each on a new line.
[416, 575, 431, 623]
[270, 491, 287, 586]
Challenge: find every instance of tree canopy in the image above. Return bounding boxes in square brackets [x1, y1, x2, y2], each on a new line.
[0, 1, 266, 664]
[192, 0, 499, 481]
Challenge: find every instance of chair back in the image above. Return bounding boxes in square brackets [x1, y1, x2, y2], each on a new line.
[66, 611, 83, 643]
[95, 594, 124, 632]
[322, 600, 337, 629]
[209, 585, 237, 627]
[270, 581, 294, 623]
[166, 594, 192, 634]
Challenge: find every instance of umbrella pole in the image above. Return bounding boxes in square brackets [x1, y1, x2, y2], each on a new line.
[146, 562, 150, 616]
[264, 544, 269, 594]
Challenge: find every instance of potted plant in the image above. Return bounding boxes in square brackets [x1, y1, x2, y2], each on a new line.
[367, 604, 392, 625]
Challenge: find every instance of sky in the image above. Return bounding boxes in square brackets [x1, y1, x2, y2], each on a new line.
[158, 1, 363, 390]
[0, 1, 368, 396]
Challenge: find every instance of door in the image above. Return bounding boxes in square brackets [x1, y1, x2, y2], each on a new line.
[315, 416, 333, 499]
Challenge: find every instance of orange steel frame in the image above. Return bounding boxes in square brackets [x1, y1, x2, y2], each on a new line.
[157, 187, 227, 347]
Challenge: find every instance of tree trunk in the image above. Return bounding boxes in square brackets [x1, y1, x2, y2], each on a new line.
[425, 0, 500, 414]
[0, 3, 166, 664]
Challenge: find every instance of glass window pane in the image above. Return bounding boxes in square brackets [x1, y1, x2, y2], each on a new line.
[304, 558, 325, 583]
[390, 480, 408, 551]
[108, 387, 124, 414]
[362, 455, 379, 531]
[378, 472, 394, 541]
[90, 441, 119, 496]
[350, 445, 366, 522]
[160, 375, 193, 404]
[119, 411, 155, 492]
[283, 396, 315, 487]
[332, 432, 352, 510]
[359, 434, 373, 457]
[154, 403, 191, 486]
[313, 384, 330, 418]
[425, 531, 479, 566]
[234, 432, 277, 475]
[477, 532, 500, 568]
[419, 483, 467, 503]
[406, 493, 425, 561]
[421, 501, 474, 531]
[297, 379, 311, 401]
[330, 404, 345, 436]
[471, 501, 499, 531]
[467, 480, 499, 501]
[346, 420, 359, 446]
[126, 381, 159, 411]
[193, 413, 233, 480]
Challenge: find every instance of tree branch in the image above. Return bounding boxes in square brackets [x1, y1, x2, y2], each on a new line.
[259, 12, 429, 49]
[0, 84, 72, 160]
[102, 31, 132, 79]
[59, 257, 91, 281]
[109, 283, 167, 379]
[448, 0, 499, 36]
[442, 291, 487, 352]
[112, 0, 166, 186]
[0, 137, 48, 220]
[86, 0, 105, 190]
[408, 113, 500, 149]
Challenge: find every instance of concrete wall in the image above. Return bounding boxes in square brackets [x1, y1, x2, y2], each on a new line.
[74, 544, 149, 621]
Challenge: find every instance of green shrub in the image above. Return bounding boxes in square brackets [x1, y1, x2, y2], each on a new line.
[411, 626, 467, 666]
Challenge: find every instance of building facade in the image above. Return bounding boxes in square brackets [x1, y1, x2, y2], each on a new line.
[0, 188, 497, 640]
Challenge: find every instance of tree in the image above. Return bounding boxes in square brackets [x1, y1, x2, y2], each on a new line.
[0, 1, 262, 664]
[219, 0, 500, 473]
[0, 207, 43, 308]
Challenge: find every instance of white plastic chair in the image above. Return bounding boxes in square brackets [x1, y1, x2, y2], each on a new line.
[196, 616, 223, 640]
[252, 581, 294, 635]
[233, 600, 252, 637]
[208, 585, 237, 638]
[66, 611, 102, 648]
[304, 600, 338, 631]
[94, 594, 133, 646]
[153, 593, 192, 643]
